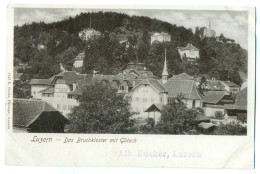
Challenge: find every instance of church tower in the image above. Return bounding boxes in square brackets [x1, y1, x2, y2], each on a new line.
[162, 48, 169, 84]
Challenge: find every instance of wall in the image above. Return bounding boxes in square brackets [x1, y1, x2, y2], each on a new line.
[205, 106, 225, 117]
[31, 85, 49, 99]
[178, 49, 200, 59]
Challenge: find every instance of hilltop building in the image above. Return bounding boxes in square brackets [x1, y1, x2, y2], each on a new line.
[151, 32, 171, 44]
[202, 20, 216, 38]
[78, 15, 101, 41]
[177, 43, 200, 64]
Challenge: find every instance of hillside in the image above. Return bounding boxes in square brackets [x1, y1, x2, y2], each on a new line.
[14, 11, 247, 86]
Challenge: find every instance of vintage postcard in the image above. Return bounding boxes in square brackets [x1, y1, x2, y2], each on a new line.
[5, 5, 255, 168]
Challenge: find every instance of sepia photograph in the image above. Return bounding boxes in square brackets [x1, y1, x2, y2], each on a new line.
[5, 4, 255, 168]
[12, 8, 249, 135]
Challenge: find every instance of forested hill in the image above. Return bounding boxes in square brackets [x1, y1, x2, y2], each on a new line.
[14, 11, 247, 85]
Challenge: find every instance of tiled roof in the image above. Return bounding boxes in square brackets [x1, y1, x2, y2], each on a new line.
[134, 79, 167, 93]
[202, 91, 226, 104]
[207, 80, 226, 91]
[169, 73, 193, 80]
[51, 71, 85, 85]
[178, 43, 199, 51]
[13, 99, 65, 128]
[164, 79, 202, 100]
[221, 81, 239, 87]
[38, 87, 54, 94]
[30, 79, 51, 85]
[225, 88, 247, 110]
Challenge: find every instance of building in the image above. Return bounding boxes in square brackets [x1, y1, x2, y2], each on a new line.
[224, 88, 247, 124]
[129, 78, 168, 122]
[177, 43, 200, 64]
[164, 79, 203, 108]
[79, 28, 101, 41]
[202, 91, 234, 118]
[151, 32, 171, 44]
[220, 81, 240, 94]
[30, 71, 86, 116]
[73, 52, 84, 71]
[13, 99, 69, 133]
[170, 73, 193, 80]
[202, 20, 216, 38]
[122, 62, 155, 79]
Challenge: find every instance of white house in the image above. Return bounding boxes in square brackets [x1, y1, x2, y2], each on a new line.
[30, 79, 52, 99]
[73, 52, 84, 69]
[79, 28, 101, 41]
[129, 79, 168, 122]
[177, 43, 200, 63]
[151, 32, 171, 44]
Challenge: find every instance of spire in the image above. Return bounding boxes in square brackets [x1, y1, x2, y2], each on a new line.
[209, 18, 211, 30]
[162, 48, 169, 84]
[162, 48, 168, 76]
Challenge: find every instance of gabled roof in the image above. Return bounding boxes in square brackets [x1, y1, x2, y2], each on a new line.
[50, 71, 85, 85]
[132, 79, 167, 93]
[74, 52, 84, 60]
[13, 99, 67, 128]
[145, 103, 163, 112]
[202, 91, 227, 104]
[30, 79, 51, 85]
[178, 43, 199, 51]
[225, 88, 247, 110]
[14, 73, 23, 80]
[38, 87, 54, 94]
[164, 79, 202, 100]
[221, 81, 239, 87]
[169, 73, 193, 80]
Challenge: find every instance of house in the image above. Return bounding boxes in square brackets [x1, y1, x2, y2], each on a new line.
[203, 91, 234, 118]
[220, 81, 240, 94]
[73, 52, 84, 69]
[151, 32, 171, 44]
[13, 99, 69, 133]
[79, 28, 101, 41]
[129, 79, 168, 121]
[224, 88, 247, 124]
[177, 43, 200, 64]
[164, 79, 203, 108]
[13, 72, 24, 81]
[122, 62, 155, 79]
[30, 71, 86, 116]
[202, 20, 216, 38]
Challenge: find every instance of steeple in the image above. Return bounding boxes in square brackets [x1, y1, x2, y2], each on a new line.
[208, 18, 211, 30]
[162, 48, 169, 84]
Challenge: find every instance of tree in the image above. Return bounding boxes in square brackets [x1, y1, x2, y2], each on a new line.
[67, 83, 135, 133]
[215, 111, 225, 119]
[198, 74, 207, 95]
[156, 98, 199, 134]
[210, 122, 247, 135]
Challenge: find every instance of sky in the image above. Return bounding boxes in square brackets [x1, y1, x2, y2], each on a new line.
[14, 8, 248, 49]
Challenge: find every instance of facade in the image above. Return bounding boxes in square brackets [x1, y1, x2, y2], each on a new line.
[177, 43, 200, 64]
[30, 79, 52, 99]
[220, 81, 240, 94]
[13, 99, 69, 133]
[151, 32, 171, 44]
[129, 79, 168, 121]
[73, 52, 84, 70]
[79, 28, 101, 41]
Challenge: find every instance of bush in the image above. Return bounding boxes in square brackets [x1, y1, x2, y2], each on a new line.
[210, 122, 247, 135]
[215, 111, 224, 119]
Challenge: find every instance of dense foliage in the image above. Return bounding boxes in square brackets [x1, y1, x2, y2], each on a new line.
[14, 11, 247, 86]
[67, 83, 135, 133]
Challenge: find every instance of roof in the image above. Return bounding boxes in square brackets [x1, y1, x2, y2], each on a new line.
[13, 99, 66, 128]
[221, 81, 239, 87]
[145, 103, 163, 112]
[131, 79, 167, 93]
[206, 80, 226, 91]
[38, 87, 54, 94]
[14, 73, 23, 80]
[225, 88, 247, 110]
[203, 91, 227, 104]
[51, 71, 85, 85]
[30, 79, 51, 85]
[169, 73, 193, 80]
[164, 79, 202, 100]
[178, 43, 199, 51]
[151, 32, 170, 37]
[75, 52, 84, 60]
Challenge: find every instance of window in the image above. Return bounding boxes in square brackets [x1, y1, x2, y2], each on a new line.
[192, 100, 196, 108]
[160, 98, 163, 103]
[33, 91, 36, 94]
[62, 105, 67, 111]
[57, 104, 60, 110]
[151, 98, 155, 102]
[143, 98, 147, 102]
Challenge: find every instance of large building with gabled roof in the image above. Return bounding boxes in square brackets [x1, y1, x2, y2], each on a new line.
[177, 43, 200, 64]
